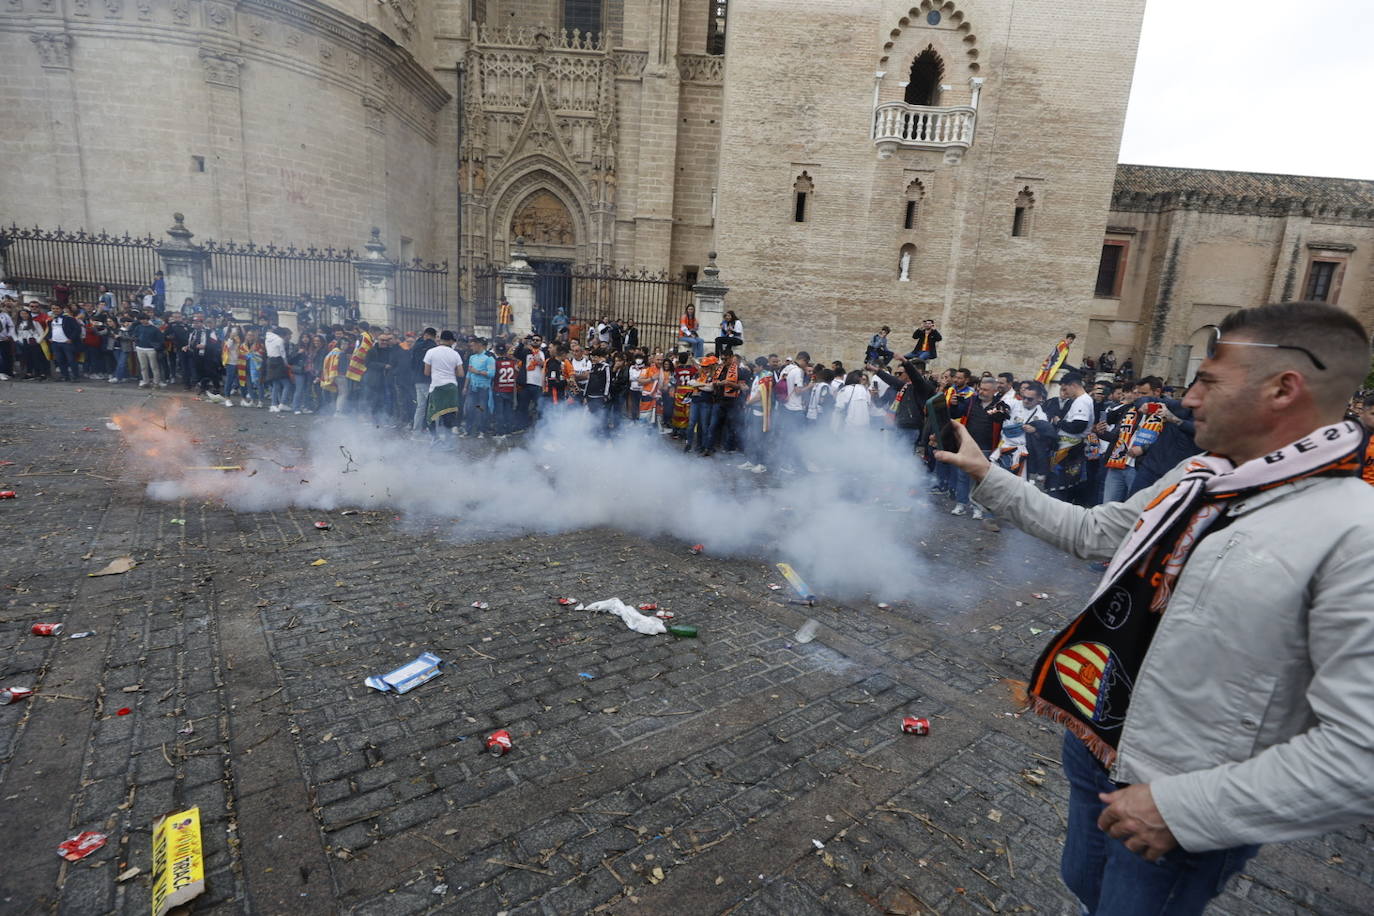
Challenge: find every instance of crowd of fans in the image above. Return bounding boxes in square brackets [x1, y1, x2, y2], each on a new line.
[3, 282, 1372, 517]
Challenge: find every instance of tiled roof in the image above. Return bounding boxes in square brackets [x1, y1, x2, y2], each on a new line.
[1114, 164, 1374, 208]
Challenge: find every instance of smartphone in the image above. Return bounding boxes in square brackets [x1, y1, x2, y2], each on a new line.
[930, 397, 962, 451]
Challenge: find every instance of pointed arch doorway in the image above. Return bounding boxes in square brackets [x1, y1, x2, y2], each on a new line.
[509, 188, 578, 337]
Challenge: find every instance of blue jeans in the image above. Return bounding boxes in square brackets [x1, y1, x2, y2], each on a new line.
[291, 374, 312, 410]
[52, 341, 78, 380]
[270, 377, 290, 408]
[687, 398, 716, 451]
[411, 382, 430, 431]
[679, 335, 704, 358]
[463, 386, 490, 434]
[1059, 731, 1258, 916]
[1102, 467, 1136, 505]
[114, 349, 129, 381]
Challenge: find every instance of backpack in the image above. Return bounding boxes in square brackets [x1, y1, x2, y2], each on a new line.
[773, 369, 790, 403]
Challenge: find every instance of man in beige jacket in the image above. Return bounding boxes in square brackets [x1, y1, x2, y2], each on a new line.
[938, 301, 1374, 915]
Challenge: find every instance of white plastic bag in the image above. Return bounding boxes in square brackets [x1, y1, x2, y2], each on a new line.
[577, 598, 668, 636]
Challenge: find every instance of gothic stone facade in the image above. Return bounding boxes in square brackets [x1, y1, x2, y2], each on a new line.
[1091, 165, 1374, 384]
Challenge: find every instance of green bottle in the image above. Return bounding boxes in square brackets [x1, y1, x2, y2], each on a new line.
[667, 624, 698, 639]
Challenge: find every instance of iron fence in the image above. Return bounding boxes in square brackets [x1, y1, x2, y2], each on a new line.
[471, 261, 693, 352]
[0, 225, 160, 303]
[394, 259, 452, 331]
[201, 239, 358, 319]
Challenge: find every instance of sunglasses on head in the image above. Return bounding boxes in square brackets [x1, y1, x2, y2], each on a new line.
[1206, 326, 1326, 371]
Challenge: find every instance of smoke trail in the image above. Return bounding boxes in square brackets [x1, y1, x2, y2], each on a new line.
[117, 404, 937, 601]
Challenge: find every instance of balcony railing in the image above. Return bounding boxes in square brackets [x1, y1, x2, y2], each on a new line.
[873, 102, 977, 160]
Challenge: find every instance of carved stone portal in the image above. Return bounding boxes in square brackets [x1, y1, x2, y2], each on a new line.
[510, 190, 575, 247]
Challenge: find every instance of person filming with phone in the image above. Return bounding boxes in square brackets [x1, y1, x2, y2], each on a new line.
[935, 302, 1374, 916]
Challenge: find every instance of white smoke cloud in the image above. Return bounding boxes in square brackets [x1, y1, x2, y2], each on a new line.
[127, 405, 937, 601]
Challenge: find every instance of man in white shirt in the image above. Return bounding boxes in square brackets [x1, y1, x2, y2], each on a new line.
[1047, 373, 1096, 502]
[569, 341, 591, 401]
[422, 330, 466, 438]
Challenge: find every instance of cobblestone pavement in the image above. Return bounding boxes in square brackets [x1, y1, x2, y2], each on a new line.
[0, 380, 1369, 915]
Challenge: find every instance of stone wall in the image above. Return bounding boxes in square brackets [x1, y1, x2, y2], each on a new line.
[0, 0, 449, 260]
[1091, 174, 1374, 382]
[713, 0, 1146, 374]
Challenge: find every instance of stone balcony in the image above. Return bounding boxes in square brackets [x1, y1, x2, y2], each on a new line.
[872, 102, 977, 162]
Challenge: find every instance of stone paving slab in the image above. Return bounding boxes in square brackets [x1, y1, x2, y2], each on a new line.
[0, 380, 1368, 915]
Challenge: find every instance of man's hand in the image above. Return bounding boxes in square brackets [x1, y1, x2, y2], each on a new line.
[1128, 445, 1144, 458]
[934, 423, 993, 483]
[1157, 404, 1180, 425]
[1097, 784, 1178, 862]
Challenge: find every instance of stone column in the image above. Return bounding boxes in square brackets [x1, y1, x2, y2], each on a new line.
[156, 213, 208, 310]
[499, 237, 537, 337]
[353, 228, 397, 326]
[692, 252, 728, 348]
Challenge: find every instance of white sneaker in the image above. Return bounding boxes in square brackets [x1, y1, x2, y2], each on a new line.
[269, 405, 280, 413]
[750, 464, 767, 474]
[221, 399, 232, 407]
[106, 377, 117, 384]
[138, 382, 149, 388]
[293, 410, 302, 415]
[301, 409, 313, 415]
[951, 504, 967, 516]
[971, 506, 986, 520]
[736, 461, 756, 470]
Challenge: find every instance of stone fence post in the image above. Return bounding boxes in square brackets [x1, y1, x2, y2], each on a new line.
[156, 212, 208, 312]
[353, 227, 397, 327]
[692, 251, 729, 348]
[499, 237, 537, 337]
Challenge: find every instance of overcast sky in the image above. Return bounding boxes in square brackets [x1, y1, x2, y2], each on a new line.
[1118, 0, 1374, 180]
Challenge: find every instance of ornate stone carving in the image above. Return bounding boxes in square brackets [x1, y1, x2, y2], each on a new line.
[319, 42, 334, 64]
[361, 95, 386, 134]
[135, 0, 150, 20]
[170, 0, 190, 26]
[284, 27, 302, 48]
[676, 54, 723, 84]
[71, 0, 90, 16]
[345, 52, 361, 76]
[103, 0, 123, 18]
[614, 51, 647, 78]
[510, 189, 575, 246]
[204, 1, 230, 30]
[246, 17, 265, 39]
[6, 0, 25, 12]
[31, 31, 72, 69]
[200, 48, 244, 88]
[36, 0, 56, 12]
[477, 22, 604, 52]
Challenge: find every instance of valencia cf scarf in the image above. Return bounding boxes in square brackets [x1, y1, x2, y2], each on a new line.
[1028, 421, 1365, 767]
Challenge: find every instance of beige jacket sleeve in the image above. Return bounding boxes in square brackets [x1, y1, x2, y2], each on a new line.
[971, 464, 1180, 561]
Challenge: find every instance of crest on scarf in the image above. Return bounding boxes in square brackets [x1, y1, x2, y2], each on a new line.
[1053, 641, 1133, 730]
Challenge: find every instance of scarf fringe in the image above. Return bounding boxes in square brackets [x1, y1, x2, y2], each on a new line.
[1027, 695, 1119, 769]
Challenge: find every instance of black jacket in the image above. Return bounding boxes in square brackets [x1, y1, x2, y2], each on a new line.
[585, 362, 611, 398]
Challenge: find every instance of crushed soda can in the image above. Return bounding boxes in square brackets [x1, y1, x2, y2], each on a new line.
[340, 509, 358, 516]
[901, 716, 931, 736]
[1032, 593, 1050, 600]
[654, 610, 675, 620]
[364, 652, 444, 694]
[557, 597, 577, 606]
[470, 601, 490, 610]
[32, 623, 64, 637]
[766, 584, 783, 591]
[689, 544, 704, 555]
[637, 603, 658, 611]
[485, 729, 513, 756]
[0, 491, 16, 499]
[68, 631, 94, 639]
[57, 831, 107, 861]
[314, 521, 331, 530]
[1, 686, 35, 705]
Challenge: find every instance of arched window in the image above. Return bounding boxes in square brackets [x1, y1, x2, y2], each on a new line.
[563, 0, 602, 42]
[793, 171, 814, 223]
[707, 0, 728, 55]
[903, 178, 926, 230]
[1012, 186, 1035, 237]
[904, 46, 944, 106]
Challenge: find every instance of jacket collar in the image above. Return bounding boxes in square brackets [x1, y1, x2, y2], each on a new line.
[1226, 476, 1330, 517]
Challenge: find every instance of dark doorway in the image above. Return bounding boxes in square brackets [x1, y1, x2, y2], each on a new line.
[904, 46, 944, 107]
[528, 259, 572, 338]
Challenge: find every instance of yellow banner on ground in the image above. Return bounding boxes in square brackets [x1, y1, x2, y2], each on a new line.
[151, 806, 205, 916]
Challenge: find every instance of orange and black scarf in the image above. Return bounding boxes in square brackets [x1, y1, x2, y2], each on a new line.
[1029, 420, 1364, 767]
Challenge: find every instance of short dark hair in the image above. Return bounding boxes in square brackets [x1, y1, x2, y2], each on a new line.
[1061, 372, 1085, 387]
[955, 367, 972, 378]
[795, 351, 810, 362]
[1137, 375, 1164, 392]
[439, 330, 455, 341]
[1065, 333, 1077, 341]
[1219, 301, 1370, 408]
[998, 371, 1015, 383]
[424, 327, 438, 337]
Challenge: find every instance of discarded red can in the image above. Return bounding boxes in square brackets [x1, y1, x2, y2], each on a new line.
[901, 716, 931, 736]
[314, 521, 331, 530]
[557, 598, 577, 606]
[471, 601, 490, 610]
[32, 623, 64, 637]
[56, 831, 107, 861]
[637, 603, 658, 611]
[485, 729, 513, 756]
[0, 491, 16, 499]
[1, 686, 35, 705]
[689, 544, 704, 555]
[116, 707, 132, 716]
[655, 611, 675, 620]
